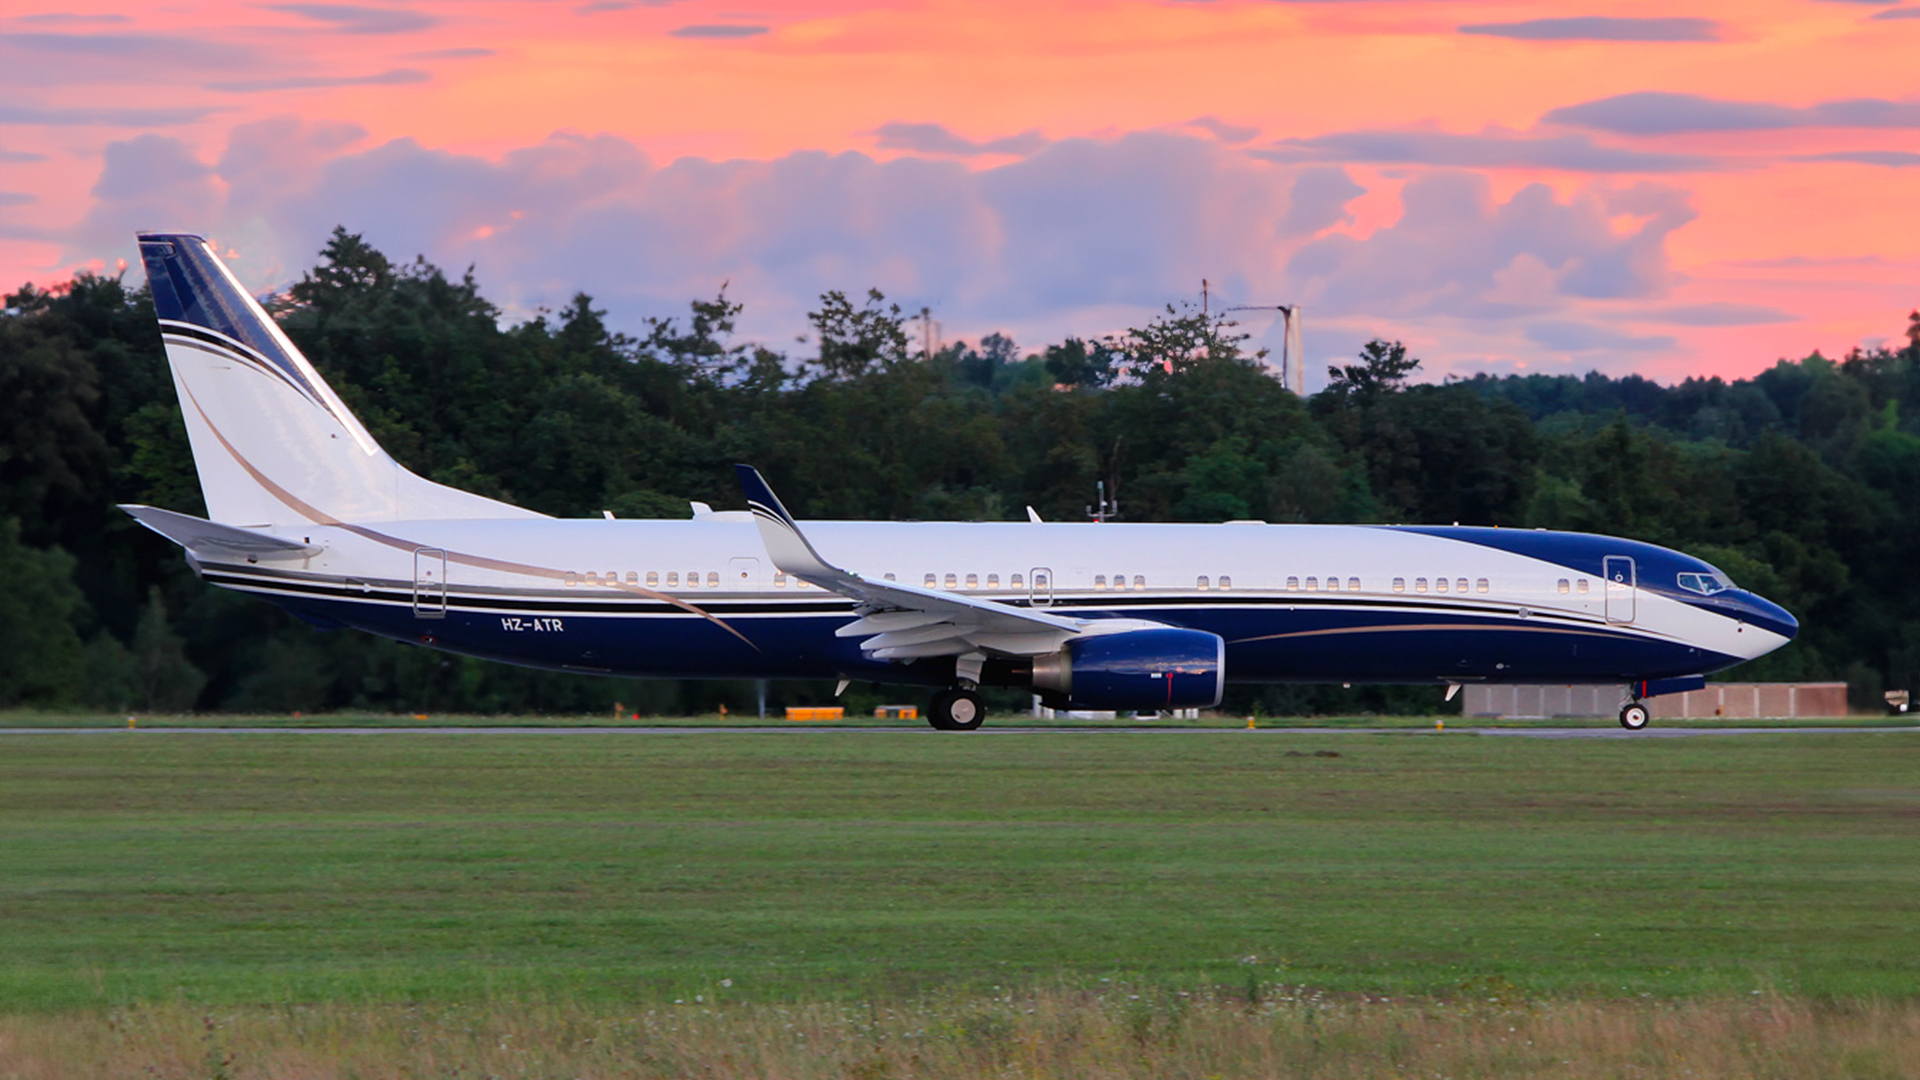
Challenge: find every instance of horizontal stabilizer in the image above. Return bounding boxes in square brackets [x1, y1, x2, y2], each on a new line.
[120, 504, 319, 560]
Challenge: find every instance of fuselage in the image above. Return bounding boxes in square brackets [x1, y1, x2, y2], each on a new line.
[196, 513, 1797, 689]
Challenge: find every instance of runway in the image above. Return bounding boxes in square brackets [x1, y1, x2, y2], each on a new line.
[2, 724, 1913, 738]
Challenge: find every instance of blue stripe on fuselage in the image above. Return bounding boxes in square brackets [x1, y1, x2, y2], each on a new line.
[250, 587, 1740, 687]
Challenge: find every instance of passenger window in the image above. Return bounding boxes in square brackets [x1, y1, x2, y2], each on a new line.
[987, 573, 999, 588]
[688, 571, 701, 588]
[646, 571, 659, 587]
[1392, 577, 1405, 593]
[1476, 578, 1489, 594]
[1324, 576, 1338, 592]
[1286, 576, 1299, 591]
[606, 570, 617, 586]
[1415, 577, 1429, 593]
[1197, 576, 1210, 591]
[707, 571, 719, 587]
[1436, 577, 1449, 594]
[884, 573, 896, 581]
[584, 571, 598, 586]
[1557, 579, 1569, 594]
[1348, 577, 1361, 592]
[966, 573, 978, 589]
[1133, 575, 1146, 590]
[1033, 572, 1049, 589]
[1577, 578, 1590, 594]
[1219, 575, 1232, 590]
[1306, 576, 1319, 591]
[1012, 573, 1024, 589]
[772, 573, 785, 588]
[667, 571, 679, 587]
[924, 573, 936, 587]
[565, 571, 578, 587]
[1113, 571, 1125, 589]
[1094, 575, 1107, 590]
[1456, 578, 1468, 594]
[944, 573, 957, 589]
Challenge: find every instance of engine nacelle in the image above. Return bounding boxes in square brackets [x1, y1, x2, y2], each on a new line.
[1030, 628, 1225, 710]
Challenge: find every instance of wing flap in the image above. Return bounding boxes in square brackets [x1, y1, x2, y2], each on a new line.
[735, 465, 1083, 661]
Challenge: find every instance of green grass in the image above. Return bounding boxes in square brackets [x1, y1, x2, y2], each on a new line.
[2, 728, 1917, 1011]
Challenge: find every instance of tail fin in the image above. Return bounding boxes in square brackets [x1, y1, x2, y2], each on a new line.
[137, 233, 542, 526]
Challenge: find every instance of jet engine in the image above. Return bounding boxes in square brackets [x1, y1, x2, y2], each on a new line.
[1030, 627, 1225, 710]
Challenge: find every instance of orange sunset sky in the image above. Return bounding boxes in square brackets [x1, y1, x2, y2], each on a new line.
[1, 0, 1916, 386]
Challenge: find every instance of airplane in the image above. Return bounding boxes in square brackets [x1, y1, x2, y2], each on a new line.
[122, 232, 1798, 731]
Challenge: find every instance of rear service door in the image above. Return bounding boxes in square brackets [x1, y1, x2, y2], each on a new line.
[413, 547, 447, 618]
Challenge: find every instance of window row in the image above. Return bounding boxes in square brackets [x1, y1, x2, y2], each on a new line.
[1391, 577, 1490, 595]
[918, 572, 1041, 591]
[1287, 576, 1364, 592]
[1556, 578, 1592, 595]
[569, 570, 733, 589]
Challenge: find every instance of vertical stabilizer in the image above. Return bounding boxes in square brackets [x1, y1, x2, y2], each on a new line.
[137, 233, 543, 526]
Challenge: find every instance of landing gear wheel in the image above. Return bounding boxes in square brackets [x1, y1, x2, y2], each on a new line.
[928, 688, 986, 731]
[1619, 703, 1650, 731]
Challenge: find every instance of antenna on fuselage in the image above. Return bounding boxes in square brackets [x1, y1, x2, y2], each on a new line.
[1086, 479, 1119, 524]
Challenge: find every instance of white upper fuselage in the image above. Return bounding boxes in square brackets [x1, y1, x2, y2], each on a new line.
[193, 513, 1791, 684]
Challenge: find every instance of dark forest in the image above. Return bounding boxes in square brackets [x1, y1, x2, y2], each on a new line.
[4, 228, 1916, 715]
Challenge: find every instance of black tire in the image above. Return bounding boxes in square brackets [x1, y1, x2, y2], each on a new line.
[929, 688, 986, 731]
[1619, 703, 1650, 731]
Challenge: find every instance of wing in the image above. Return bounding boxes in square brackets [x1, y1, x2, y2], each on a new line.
[735, 465, 1080, 661]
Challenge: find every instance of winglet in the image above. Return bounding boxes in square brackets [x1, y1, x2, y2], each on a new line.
[735, 465, 842, 581]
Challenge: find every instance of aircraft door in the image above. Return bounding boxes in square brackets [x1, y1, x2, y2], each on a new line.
[1603, 555, 1635, 623]
[1029, 567, 1054, 608]
[728, 556, 761, 591]
[413, 547, 447, 618]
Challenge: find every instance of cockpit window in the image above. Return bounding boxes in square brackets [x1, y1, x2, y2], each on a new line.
[1676, 571, 1732, 596]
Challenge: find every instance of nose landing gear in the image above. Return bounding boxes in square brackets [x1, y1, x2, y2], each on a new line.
[928, 687, 986, 731]
[1618, 701, 1650, 731]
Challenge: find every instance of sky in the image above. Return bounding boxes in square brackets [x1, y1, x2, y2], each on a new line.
[1, 0, 1916, 388]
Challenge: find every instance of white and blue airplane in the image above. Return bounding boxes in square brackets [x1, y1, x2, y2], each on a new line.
[122, 233, 1797, 730]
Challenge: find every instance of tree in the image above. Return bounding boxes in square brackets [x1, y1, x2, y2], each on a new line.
[1043, 337, 1121, 390]
[1111, 302, 1262, 381]
[643, 288, 747, 384]
[129, 587, 206, 712]
[806, 288, 911, 380]
[0, 518, 88, 707]
[1325, 339, 1420, 402]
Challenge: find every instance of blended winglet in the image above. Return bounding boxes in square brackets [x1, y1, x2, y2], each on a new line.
[735, 464, 841, 583]
[732, 465, 1090, 660]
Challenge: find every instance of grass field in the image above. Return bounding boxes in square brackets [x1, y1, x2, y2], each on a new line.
[7, 994, 1920, 1079]
[4, 727, 1918, 1015]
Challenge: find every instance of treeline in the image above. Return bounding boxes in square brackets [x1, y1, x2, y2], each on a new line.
[3, 228, 1916, 715]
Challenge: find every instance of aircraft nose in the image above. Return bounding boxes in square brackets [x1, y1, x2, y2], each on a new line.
[1743, 592, 1798, 641]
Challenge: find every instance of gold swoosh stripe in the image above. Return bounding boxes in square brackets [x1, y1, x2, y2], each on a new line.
[179, 384, 759, 650]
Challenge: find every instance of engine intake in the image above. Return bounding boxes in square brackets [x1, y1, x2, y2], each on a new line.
[1031, 628, 1225, 710]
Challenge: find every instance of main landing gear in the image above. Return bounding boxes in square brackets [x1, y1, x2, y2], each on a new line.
[1618, 701, 1650, 731]
[928, 687, 986, 731]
